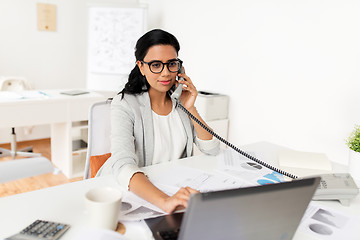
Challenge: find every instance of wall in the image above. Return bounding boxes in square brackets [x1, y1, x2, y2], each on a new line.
[1, 0, 359, 166]
[143, 0, 360, 165]
[0, 0, 137, 143]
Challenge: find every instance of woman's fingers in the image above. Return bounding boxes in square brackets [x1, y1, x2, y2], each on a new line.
[175, 187, 192, 200]
[163, 187, 200, 213]
[185, 186, 200, 194]
[179, 79, 196, 95]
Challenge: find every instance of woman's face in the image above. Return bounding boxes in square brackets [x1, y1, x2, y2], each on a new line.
[137, 44, 178, 94]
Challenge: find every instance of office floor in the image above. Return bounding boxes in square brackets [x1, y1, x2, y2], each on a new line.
[0, 139, 82, 197]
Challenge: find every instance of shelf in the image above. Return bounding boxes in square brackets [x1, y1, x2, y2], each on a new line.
[72, 120, 88, 128]
[72, 148, 87, 154]
[72, 151, 87, 178]
[72, 125, 88, 130]
[72, 121, 88, 130]
[46, 92, 104, 179]
[72, 139, 87, 152]
[71, 125, 88, 178]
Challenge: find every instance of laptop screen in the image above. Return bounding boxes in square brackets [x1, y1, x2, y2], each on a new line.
[146, 177, 320, 240]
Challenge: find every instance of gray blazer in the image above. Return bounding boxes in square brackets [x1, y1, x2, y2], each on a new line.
[96, 92, 220, 185]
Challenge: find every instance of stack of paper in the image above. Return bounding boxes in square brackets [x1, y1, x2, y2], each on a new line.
[278, 150, 332, 177]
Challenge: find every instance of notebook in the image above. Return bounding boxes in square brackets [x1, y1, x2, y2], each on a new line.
[278, 150, 332, 177]
[145, 177, 320, 240]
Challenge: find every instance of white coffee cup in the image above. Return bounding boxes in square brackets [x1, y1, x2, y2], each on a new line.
[85, 187, 122, 230]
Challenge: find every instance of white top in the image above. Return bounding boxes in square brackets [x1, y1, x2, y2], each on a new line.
[152, 104, 187, 164]
[97, 92, 220, 189]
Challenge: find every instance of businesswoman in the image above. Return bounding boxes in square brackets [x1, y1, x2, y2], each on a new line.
[97, 29, 220, 213]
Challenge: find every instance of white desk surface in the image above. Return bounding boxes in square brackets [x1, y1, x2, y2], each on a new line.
[0, 89, 106, 178]
[0, 89, 104, 128]
[0, 142, 359, 240]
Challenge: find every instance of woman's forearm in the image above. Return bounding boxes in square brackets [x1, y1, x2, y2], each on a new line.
[129, 172, 169, 210]
[187, 106, 213, 140]
[128, 172, 196, 213]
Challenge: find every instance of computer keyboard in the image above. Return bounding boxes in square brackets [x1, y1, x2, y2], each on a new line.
[158, 229, 179, 240]
[6, 220, 70, 240]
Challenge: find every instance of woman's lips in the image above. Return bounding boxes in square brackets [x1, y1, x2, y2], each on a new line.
[159, 80, 171, 85]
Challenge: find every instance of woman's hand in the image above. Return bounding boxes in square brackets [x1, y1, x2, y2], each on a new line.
[175, 68, 213, 141]
[161, 187, 199, 213]
[176, 69, 198, 110]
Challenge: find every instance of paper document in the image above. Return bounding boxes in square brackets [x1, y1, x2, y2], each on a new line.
[0, 91, 49, 101]
[0, 91, 23, 100]
[120, 149, 289, 221]
[218, 149, 287, 186]
[299, 202, 360, 240]
[150, 166, 248, 195]
[118, 166, 248, 221]
[118, 190, 166, 221]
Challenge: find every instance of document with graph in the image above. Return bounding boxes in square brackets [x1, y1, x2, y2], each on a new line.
[150, 166, 249, 195]
[217, 149, 287, 186]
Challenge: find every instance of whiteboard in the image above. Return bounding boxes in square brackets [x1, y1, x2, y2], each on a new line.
[87, 7, 146, 76]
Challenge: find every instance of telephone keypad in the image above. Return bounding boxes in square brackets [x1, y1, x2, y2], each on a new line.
[319, 180, 328, 189]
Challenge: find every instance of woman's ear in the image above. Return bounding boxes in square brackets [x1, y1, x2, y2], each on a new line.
[137, 61, 145, 76]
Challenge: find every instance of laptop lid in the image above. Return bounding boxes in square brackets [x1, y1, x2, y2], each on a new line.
[146, 177, 320, 240]
[179, 177, 320, 240]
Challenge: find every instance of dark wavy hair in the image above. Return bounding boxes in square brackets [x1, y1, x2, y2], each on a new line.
[119, 29, 180, 98]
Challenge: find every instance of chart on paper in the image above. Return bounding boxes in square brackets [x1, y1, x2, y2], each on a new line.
[218, 149, 287, 186]
[150, 166, 249, 194]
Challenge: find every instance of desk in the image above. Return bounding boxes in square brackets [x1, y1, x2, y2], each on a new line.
[0, 90, 104, 178]
[0, 142, 359, 240]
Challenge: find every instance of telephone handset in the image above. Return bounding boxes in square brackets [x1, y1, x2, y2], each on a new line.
[170, 66, 297, 179]
[170, 66, 185, 101]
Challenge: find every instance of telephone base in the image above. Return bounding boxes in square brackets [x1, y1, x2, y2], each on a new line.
[339, 199, 351, 206]
[312, 198, 351, 206]
[308, 173, 359, 207]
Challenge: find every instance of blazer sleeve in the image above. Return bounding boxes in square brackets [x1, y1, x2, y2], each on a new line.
[192, 116, 220, 156]
[96, 94, 144, 188]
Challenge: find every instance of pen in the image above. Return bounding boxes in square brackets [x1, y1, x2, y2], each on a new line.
[38, 91, 51, 97]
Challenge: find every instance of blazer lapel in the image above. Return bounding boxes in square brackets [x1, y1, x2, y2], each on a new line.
[139, 92, 154, 166]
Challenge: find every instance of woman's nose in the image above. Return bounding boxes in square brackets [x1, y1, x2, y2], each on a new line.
[161, 65, 171, 76]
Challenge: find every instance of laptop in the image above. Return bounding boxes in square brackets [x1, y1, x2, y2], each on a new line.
[145, 177, 320, 240]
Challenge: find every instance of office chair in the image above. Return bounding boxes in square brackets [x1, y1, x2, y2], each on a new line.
[0, 77, 41, 159]
[0, 156, 54, 183]
[83, 101, 111, 179]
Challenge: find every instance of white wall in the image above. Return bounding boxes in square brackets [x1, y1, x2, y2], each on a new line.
[0, 0, 136, 143]
[1, 0, 359, 166]
[0, 0, 83, 89]
[143, 0, 360, 165]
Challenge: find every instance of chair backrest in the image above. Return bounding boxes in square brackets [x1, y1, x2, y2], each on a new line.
[0, 77, 32, 91]
[84, 101, 111, 179]
[0, 157, 54, 183]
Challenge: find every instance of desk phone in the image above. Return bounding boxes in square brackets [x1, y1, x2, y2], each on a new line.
[170, 64, 359, 207]
[6, 220, 70, 240]
[171, 66, 298, 179]
[312, 173, 359, 206]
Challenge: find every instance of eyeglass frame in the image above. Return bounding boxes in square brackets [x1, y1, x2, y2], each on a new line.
[141, 59, 183, 74]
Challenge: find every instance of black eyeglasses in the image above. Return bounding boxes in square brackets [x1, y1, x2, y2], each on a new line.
[141, 59, 183, 74]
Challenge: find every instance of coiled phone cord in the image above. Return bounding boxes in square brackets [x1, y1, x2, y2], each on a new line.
[176, 102, 298, 180]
